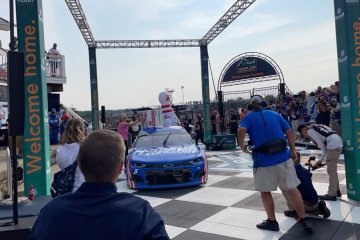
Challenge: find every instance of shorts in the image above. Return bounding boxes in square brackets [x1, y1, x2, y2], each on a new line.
[254, 159, 300, 192]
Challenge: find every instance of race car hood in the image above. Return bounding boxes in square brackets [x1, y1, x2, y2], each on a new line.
[129, 145, 203, 163]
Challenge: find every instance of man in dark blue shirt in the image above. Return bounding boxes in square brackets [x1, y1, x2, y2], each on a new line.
[238, 95, 312, 232]
[282, 153, 330, 219]
[29, 130, 169, 240]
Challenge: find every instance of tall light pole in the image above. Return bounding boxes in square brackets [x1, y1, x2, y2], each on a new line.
[181, 86, 184, 104]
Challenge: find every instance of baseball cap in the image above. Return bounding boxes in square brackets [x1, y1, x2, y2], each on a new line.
[249, 95, 263, 104]
[51, 108, 56, 112]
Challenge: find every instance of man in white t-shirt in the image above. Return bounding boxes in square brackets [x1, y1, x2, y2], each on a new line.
[48, 43, 61, 76]
[48, 43, 60, 55]
[298, 124, 343, 201]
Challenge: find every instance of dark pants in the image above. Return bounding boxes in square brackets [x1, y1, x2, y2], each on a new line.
[50, 129, 59, 145]
[211, 124, 217, 135]
[123, 140, 129, 171]
[195, 130, 205, 145]
[124, 140, 129, 156]
[230, 127, 238, 145]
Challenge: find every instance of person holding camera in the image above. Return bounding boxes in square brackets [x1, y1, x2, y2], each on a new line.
[297, 123, 343, 201]
[238, 95, 312, 232]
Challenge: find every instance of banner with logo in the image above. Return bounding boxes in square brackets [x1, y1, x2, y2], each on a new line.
[16, 0, 51, 195]
[334, 0, 360, 201]
[222, 57, 277, 83]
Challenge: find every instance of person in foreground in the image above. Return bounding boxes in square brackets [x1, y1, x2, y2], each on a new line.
[238, 95, 313, 233]
[29, 130, 169, 240]
[282, 152, 330, 219]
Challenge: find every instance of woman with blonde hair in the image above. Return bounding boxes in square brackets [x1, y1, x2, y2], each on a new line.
[55, 118, 85, 192]
[117, 113, 139, 156]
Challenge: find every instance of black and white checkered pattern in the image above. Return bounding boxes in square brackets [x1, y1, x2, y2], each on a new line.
[117, 149, 359, 240]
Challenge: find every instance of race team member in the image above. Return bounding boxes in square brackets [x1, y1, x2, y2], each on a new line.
[297, 123, 343, 201]
[238, 95, 312, 232]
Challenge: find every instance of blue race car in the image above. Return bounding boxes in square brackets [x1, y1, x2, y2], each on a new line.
[126, 126, 208, 189]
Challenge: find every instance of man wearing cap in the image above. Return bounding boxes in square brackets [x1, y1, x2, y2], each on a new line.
[297, 123, 343, 201]
[49, 108, 60, 145]
[238, 95, 312, 232]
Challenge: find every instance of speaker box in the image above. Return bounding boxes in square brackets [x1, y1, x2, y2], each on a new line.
[47, 93, 60, 112]
[101, 105, 105, 123]
[7, 51, 25, 136]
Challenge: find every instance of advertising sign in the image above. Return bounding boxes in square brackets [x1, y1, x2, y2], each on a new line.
[334, 0, 360, 201]
[16, 0, 51, 196]
[222, 57, 277, 83]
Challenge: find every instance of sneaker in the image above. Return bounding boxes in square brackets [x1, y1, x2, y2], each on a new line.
[317, 200, 331, 219]
[337, 190, 342, 197]
[299, 218, 313, 233]
[319, 194, 337, 201]
[284, 210, 297, 218]
[256, 219, 279, 231]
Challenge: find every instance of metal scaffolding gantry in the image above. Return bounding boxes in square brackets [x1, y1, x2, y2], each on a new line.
[64, 0, 257, 135]
[96, 39, 200, 49]
[66, 0, 256, 48]
[65, 0, 95, 47]
[200, 0, 256, 45]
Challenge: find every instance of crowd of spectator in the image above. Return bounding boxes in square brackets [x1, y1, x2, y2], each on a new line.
[273, 81, 341, 138]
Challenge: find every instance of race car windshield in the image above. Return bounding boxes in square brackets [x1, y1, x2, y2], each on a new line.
[134, 131, 193, 148]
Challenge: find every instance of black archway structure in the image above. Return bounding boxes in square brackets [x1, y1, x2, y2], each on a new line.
[65, 0, 257, 144]
[217, 52, 287, 131]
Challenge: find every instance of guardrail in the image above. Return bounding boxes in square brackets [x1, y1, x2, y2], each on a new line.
[46, 54, 66, 79]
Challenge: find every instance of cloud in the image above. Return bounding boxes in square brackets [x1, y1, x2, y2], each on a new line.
[212, 13, 298, 46]
[255, 20, 335, 55]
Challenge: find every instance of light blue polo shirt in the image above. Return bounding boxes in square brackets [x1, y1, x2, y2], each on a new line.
[240, 109, 290, 168]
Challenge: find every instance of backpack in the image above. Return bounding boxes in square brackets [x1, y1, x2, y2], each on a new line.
[311, 124, 335, 138]
[50, 160, 77, 198]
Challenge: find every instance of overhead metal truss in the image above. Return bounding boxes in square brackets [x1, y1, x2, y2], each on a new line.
[200, 0, 256, 45]
[66, 0, 256, 48]
[65, 0, 95, 47]
[96, 39, 200, 49]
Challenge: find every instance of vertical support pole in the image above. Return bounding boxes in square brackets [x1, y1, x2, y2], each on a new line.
[217, 90, 225, 133]
[9, 0, 18, 225]
[333, 0, 360, 201]
[16, 0, 51, 196]
[200, 45, 212, 144]
[88, 47, 100, 130]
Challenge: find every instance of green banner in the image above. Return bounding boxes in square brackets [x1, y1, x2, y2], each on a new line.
[89, 47, 100, 130]
[200, 45, 212, 144]
[334, 0, 360, 201]
[16, 0, 51, 196]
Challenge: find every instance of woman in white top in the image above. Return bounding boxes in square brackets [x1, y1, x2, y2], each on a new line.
[55, 118, 85, 192]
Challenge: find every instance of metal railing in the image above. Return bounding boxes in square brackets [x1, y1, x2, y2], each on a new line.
[46, 54, 66, 79]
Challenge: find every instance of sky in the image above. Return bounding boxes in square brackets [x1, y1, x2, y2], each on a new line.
[0, 0, 338, 110]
